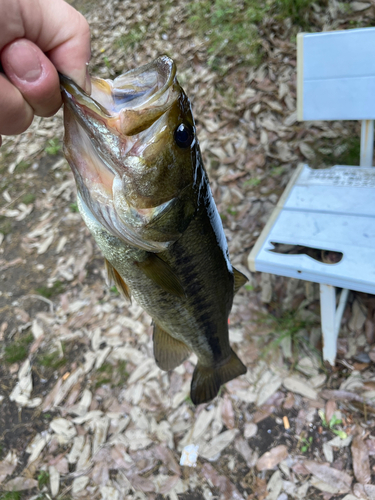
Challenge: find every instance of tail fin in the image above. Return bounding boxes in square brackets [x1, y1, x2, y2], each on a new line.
[190, 350, 247, 405]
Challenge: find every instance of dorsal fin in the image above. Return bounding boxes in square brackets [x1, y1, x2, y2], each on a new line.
[233, 267, 248, 294]
[153, 323, 190, 370]
[136, 254, 185, 297]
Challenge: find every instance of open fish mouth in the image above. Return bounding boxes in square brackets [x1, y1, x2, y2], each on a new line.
[60, 56, 196, 252]
[60, 55, 179, 137]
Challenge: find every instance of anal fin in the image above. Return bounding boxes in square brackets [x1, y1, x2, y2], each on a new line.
[104, 258, 131, 302]
[233, 267, 248, 294]
[190, 349, 246, 405]
[153, 323, 190, 371]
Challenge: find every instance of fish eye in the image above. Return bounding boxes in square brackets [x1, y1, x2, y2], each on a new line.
[174, 123, 194, 149]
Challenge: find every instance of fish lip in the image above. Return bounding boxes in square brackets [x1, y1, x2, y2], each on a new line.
[59, 73, 110, 119]
[59, 55, 177, 134]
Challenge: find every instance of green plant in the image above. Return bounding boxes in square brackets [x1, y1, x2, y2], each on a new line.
[39, 349, 67, 370]
[300, 435, 313, 453]
[311, 136, 361, 168]
[244, 284, 254, 291]
[270, 165, 285, 177]
[94, 362, 114, 388]
[21, 193, 36, 205]
[243, 178, 261, 188]
[184, 395, 194, 405]
[0, 217, 12, 235]
[110, 286, 119, 296]
[226, 207, 238, 216]
[36, 281, 65, 298]
[318, 410, 347, 439]
[16, 160, 30, 172]
[187, 0, 328, 72]
[259, 310, 317, 363]
[45, 138, 61, 155]
[0, 492, 22, 500]
[4, 333, 34, 364]
[115, 23, 145, 50]
[37, 470, 50, 489]
[103, 56, 111, 70]
[275, 0, 317, 26]
[69, 202, 79, 213]
[116, 360, 129, 385]
[335, 137, 361, 165]
[187, 0, 265, 69]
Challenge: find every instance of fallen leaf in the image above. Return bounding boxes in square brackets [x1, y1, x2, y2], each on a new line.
[235, 437, 254, 468]
[202, 463, 244, 500]
[325, 400, 336, 424]
[283, 376, 318, 400]
[221, 395, 235, 429]
[4, 477, 38, 491]
[244, 422, 258, 439]
[304, 461, 352, 494]
[352, 434, 371, 484]
[200, 429, 238, 460]
[0, 451, 18, 484]
[50, 418, 77, 440]
[72, 475, 89, 494]
[49, 465, 60, 497]
[256, 445, 288, 471]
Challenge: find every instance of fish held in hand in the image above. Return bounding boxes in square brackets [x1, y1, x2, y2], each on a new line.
[60, 56, 247, 405]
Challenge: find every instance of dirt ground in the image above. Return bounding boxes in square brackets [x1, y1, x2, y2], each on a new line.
[1, 0, 375, 499]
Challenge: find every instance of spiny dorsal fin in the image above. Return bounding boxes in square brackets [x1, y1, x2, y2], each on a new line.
[136, 254, 185, 297]
[104, 258, 131, 301]
[190, 349, 247, 405]
[153, 323, 191, 371]
[233, 267, 248, 294]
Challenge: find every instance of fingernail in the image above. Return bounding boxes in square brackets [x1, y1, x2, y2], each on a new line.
[7, 41, 42, 83]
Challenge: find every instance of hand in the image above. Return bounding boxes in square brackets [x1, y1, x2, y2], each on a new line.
[0, 0, 91, 146]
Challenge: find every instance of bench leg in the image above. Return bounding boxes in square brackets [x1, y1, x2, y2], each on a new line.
[320, 284, 336, 366]
[320, 284, 349, 366]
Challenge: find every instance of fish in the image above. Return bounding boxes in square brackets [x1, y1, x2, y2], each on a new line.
[60, 55, 247, 405]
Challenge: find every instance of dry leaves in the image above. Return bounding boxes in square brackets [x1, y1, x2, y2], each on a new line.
[303, 461, 352, 495]
[256, 445, 288, 471]
[352, 434, 371, 485]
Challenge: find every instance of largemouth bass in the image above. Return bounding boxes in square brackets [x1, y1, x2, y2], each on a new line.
[60, 56, 247, 405]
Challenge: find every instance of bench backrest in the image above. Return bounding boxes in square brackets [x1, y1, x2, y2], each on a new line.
[297, 28, 375, 121]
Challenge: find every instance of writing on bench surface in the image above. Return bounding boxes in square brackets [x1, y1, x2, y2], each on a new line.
[304, 167, 375, 188]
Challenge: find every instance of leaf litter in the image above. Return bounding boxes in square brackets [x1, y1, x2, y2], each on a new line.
[0, 0, 375, 498]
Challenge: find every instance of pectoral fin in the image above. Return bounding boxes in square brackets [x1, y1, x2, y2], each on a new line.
[233, 267, 248, 294]
[104, 259, 131, 301]
[136, 254, 185, 297]
[153, 323, 191, 370]
[190, 349, 247, 405]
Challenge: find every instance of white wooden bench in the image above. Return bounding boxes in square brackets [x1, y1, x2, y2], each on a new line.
[248, 28, 375, 365]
